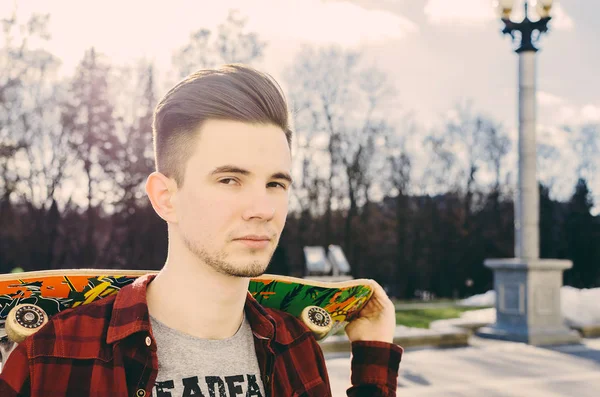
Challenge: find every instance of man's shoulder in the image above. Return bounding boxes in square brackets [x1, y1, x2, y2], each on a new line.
[258, 307, 331, 393]
[48, 289, 117, 326]
[261, 307, 316, 346]
[23, 293, 117, 360]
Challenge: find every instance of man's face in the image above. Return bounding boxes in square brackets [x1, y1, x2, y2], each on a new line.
[172, 119, 291, 278]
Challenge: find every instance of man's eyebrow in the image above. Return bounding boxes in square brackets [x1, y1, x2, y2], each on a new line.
[210, 165, 250, 176]
[210, 165, 293, 184]
[272, 172, 294, 185]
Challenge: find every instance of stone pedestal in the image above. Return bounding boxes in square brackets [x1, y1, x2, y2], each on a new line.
[477, 258, 581, 345]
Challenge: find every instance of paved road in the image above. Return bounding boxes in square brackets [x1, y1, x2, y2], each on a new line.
[325, 336, 600, 396]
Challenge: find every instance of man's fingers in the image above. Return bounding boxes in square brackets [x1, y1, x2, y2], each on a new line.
[366, 279, 394, 312]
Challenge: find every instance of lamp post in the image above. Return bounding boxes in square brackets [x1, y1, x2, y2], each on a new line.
[477, 0, 580, 345]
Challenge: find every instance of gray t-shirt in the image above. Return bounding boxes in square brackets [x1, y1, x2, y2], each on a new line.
[150, 312, 266, 397]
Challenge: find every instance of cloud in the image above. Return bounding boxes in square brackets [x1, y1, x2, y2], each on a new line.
[424, 0, 573, 30]
[538, 91, 565, 107]
[550, 3, 575, 31]
[424, 0, 495, 26]
[7, 0, 417, 76]
[581, 104, 600, 123]
[240, 0, 418, 46]
[538, 123, 571, 148]
[553, 103, 600, 125]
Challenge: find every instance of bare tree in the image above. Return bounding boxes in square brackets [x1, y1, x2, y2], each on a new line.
[104, 61, 156, 208]
[0, 12, 55, 204]
[482, 119, 510, 194]
[98, 61, 158, 267]
[567, 123, 599, 192]
[61, 47, 116, 266]
[286, 130, 327, 247]
[285, 46, 397, 273]
[0, 10, 83, 270]
[341, 69, 395, 261]
[424, 101, 509, 217]
[286, 46, 358, 249]
[378, 112, 415, 297]
[172, 10, 266, 78]
[537, 142, 560, 190]
[447, 101, 486, 217]
[215, 10, 265, 64]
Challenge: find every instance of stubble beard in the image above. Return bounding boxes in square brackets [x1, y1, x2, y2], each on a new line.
[181, 233, 274, 278]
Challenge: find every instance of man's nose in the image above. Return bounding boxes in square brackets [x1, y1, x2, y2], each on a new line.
[242, 189, 276, 221]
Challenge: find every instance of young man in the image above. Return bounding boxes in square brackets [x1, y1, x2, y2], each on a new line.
[0, 65, 402, 396]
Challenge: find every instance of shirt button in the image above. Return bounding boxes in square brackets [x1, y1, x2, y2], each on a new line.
[136, 389, 146, 397]
[145, 336, 152, 347]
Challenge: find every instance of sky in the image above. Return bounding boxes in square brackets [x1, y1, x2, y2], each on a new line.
[2, 0, 599, 210]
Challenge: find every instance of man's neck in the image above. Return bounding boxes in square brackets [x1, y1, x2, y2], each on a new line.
[146, 259, 250, 340]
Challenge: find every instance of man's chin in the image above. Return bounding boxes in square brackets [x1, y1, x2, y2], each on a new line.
[223, 266, 268, 278]
[205, 245, 275, 278]
[217, 258, 270, 278]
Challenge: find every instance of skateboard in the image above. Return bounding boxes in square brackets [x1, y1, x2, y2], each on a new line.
[0, 270, 375, 370]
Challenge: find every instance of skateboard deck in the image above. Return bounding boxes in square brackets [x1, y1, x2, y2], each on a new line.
[0, 270, 375, 370]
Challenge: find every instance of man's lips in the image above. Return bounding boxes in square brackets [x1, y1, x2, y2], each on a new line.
[233, 235, 272, 249]
[234, 235, 271, 241]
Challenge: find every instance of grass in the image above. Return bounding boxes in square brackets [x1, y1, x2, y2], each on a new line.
[395, 306, 485, 329]
[392, 298, 458, 305]
[334, 305, 488, 335]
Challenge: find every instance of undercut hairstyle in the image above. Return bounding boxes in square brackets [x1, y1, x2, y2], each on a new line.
[152, 64, 292, 187]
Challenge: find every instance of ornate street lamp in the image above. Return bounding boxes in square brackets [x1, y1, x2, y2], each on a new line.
[498, 0, 552, 53]
[477, 0, 581, 346]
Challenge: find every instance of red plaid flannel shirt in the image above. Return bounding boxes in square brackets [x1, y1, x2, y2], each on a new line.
[0, 274, 402, 396]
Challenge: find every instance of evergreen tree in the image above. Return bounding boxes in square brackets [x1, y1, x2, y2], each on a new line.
[539, 183, 566, 259]
[564, 178, 599, 287]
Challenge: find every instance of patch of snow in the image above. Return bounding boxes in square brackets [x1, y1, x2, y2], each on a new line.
[460, 308, 495, 323]
[560, 286, 600, 327]
[461, 287, 600, 326]
[459, 290, 495, 307]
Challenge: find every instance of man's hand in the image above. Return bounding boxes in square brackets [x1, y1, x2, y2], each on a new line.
[345, 280, 396, 344]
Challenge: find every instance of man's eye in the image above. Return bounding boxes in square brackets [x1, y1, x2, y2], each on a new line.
[268, 182, 287, 189]
[219, 178, 239, 185]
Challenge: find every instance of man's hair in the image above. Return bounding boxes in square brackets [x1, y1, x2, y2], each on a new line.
[152, 64, 292, 186]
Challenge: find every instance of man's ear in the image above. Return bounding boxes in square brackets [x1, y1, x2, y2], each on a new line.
[145, 172, 179, 224]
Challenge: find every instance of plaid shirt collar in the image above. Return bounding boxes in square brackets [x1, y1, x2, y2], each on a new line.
[106, 273, 294, 346]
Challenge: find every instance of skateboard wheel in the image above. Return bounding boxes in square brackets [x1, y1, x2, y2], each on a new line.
[300, 306, 332, 341]
[5, 304, 48, 343]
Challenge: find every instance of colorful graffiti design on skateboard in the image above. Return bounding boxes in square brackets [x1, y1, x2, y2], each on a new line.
[0, 270, 375, 370]
[0, 274, 138, 322]
[248, 275, 374, 338]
